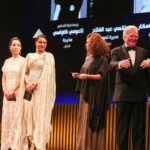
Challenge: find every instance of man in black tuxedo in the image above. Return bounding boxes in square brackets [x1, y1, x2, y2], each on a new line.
[110, 25, 150, 150]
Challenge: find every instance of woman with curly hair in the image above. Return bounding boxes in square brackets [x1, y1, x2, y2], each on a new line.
[72, 32, 111, 150]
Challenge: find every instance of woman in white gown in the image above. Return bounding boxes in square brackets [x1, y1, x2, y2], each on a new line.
[14, 34, 56, 150]
[1, 37, 25, 150]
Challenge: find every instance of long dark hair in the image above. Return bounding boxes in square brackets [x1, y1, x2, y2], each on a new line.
[35, 34, 47, 42]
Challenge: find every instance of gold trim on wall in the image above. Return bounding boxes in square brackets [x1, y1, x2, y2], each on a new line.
[48, 104, 150, 150]
[48, 104, 78, 150]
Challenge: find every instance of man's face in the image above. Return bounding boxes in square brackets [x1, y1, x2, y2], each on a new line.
[123, 29, 139, 48]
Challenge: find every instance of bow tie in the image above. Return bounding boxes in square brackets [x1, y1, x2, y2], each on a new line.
[127, 47, 135, 51]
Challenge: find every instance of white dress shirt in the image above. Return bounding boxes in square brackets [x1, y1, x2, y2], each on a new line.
[128, 49, 136, 66]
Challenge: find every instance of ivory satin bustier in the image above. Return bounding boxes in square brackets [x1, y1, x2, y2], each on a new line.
[27, 53, 46, 82]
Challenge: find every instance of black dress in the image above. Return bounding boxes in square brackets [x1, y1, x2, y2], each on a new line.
[75, 55, 111, 150]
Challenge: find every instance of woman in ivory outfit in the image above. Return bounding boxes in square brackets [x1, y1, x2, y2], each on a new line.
[1, 37, 26, 150]
[14, 34, 56, 150]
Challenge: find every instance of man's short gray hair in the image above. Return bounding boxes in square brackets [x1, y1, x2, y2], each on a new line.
[123, 25, 138, 37]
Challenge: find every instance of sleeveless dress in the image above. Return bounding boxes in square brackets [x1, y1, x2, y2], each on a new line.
[1, 56, 25, 150]
[24, 52, 46, 139]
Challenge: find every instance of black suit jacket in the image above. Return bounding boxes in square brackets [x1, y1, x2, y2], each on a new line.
[110, 44, 150, 102]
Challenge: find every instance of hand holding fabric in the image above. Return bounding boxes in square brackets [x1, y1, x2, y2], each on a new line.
[72, 72, 80, 78]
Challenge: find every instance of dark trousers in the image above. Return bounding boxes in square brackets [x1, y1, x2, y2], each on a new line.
[116, 101, 146, 150]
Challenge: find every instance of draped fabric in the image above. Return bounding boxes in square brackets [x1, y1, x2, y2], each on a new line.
[13, 52, 56, 150]
[76, 55, 111, 132]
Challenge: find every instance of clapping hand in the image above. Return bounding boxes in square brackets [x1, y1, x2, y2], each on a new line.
[140, 59, 150, 69]
[119, 58, 131, 68]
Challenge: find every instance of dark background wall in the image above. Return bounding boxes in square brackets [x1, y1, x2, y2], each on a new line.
[0, 0, 21, 121]
[0, 0, 150, 121]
